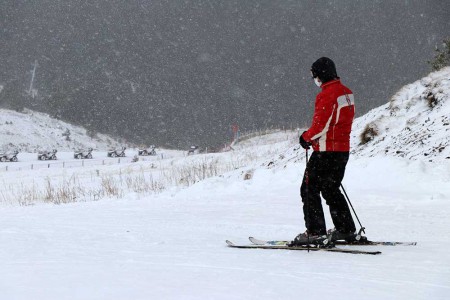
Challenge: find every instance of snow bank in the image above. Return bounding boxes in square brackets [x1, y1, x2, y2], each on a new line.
[0, 108, 124, 152]
[351, 67, 450, 161]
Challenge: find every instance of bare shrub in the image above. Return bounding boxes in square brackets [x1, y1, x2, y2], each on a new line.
[428, 38, 450, 71]
[243, 169, 254, 180]
[162, 158, 222, 186]
[125, 173, 164, 193]
[43, 176, 83, 204]
[16, 183, 39, 206]
[426, 91, 438, 108]
[360, 124, 379, 145]
[101, 176, 122, 198]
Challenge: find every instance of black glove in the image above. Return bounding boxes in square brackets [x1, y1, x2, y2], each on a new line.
[299, 132, 311, 150]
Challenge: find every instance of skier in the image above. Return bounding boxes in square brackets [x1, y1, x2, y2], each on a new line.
[291, 57, 358, 246]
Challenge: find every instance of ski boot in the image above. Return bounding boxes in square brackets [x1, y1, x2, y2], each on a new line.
[327, 227, 368, 244]
[288, 231, 332, 247]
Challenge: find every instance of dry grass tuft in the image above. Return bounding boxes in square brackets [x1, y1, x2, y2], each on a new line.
[360, 123, 379, 145]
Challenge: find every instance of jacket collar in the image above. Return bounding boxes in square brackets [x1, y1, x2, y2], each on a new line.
[321, 78, 340, 89]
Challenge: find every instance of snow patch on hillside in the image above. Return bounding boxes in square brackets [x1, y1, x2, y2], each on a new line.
[351, 67, 450, 161]
[0, 108, 124, 152]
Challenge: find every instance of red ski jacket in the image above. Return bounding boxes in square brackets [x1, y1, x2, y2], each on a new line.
[303, 79, 355, 152]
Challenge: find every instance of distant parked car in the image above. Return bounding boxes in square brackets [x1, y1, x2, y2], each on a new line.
[0, 150, 19, 162]
[74, 148, 93, 159]
[187, 145, 200, 155]
[38, 149, 57, 160]
[107, 146, 126, 157]
[138, 145, 156, 156]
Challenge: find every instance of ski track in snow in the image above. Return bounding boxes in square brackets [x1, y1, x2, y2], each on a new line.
[0, 68, 450, 299]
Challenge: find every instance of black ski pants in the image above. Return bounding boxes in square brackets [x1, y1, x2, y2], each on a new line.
[300, 151, 356, 236]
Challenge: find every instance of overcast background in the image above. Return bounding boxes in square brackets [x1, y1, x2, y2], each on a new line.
[1, 0, 449, 148]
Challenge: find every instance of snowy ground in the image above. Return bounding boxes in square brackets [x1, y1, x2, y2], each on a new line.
[1, 68, 449, 299]
[0, 130, 449, 300]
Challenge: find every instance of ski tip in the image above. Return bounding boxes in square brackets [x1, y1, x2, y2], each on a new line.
[248, 236, 266, 245]
[248, 237, 264, 245]
[225, 240, 235, 246]
[378, 241, 418, 246]
[403, 242, 417, 246]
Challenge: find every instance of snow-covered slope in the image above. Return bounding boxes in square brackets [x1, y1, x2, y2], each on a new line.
[0, 108, 124, 152]
[351, 67, 450, 161]
[0, 130, 449, 299]
[260, 67, 450, 170]
[0, 69, 449, 299]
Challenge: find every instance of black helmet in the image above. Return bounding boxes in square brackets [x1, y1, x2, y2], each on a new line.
[311, 57, 338, 84]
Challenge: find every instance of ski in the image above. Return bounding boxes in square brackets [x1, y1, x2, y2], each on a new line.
[226, 240, 382, 255]
[249, 237, 417, 246]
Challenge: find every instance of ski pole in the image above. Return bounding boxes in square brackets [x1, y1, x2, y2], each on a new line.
[340, 183, 365, 234]
[305, 149, 310, 252]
